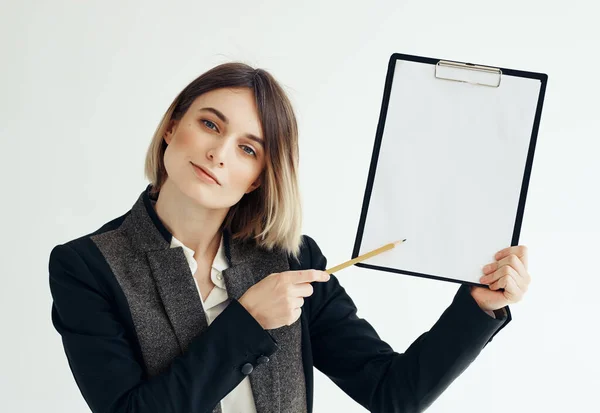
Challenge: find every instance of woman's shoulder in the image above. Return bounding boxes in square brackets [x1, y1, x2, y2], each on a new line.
[288, 234, 328, 272]
[48, 211, 132, 294]
[51, 209, 129, 257]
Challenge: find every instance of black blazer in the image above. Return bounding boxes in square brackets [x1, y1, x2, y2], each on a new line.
[49, 186, 511, 413]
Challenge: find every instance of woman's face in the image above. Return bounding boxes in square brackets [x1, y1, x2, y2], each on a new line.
[163, 87, 266, 210]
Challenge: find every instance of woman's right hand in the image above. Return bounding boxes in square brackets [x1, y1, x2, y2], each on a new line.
[238, 270, 331, 330]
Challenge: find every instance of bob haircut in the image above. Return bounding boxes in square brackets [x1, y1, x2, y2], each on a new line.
[144, 62, 304, 262]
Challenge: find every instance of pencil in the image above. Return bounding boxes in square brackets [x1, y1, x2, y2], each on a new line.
[325, 239, 407, 275]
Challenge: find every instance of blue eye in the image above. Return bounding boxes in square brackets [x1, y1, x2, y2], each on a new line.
[241, 145, 256, 157]
[201, 119, 218, 131]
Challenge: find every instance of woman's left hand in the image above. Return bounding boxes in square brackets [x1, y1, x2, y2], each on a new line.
[470, 245, 531, 312]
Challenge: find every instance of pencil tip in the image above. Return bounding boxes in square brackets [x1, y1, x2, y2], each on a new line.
[394, 239, 407, 246]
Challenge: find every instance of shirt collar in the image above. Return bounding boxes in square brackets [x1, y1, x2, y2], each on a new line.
[170, 233, 228, 289]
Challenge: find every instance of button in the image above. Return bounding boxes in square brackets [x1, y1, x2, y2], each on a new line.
[217, 275, 223, 281]
[257, 355, 270, 365]
[241, 363, 254, 375]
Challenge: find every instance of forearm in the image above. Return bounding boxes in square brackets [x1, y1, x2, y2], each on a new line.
[370, 285, 509, 412]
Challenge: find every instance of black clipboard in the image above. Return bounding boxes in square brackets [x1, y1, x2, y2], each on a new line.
[351, 53, 548, 288]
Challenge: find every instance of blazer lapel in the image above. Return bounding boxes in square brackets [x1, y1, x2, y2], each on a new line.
[128, 185, 210, 356]
[90, 186, 201, 380]
[146, 247, 209, 354]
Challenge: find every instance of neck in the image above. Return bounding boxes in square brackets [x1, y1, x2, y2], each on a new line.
[153, 179, 228, 260]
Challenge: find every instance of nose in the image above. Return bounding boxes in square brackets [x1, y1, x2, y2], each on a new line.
[206, 143, 226, 167]
[207, 152, 224, 166]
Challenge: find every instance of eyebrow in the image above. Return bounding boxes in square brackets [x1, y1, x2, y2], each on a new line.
[198, 107, 265, 147]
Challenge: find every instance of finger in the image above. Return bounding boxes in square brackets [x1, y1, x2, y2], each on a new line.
[495, 245, 528, 269]
[482, 254, 530, 291]
[290, 270, 330, 284]
[481, 263, 519, 287]
[500, 253, 530, 291]
[489, 273, 522, 303]
[290, 297, 305, 309]
[292, 283, 314, 298]
[286, 308, 302, 326]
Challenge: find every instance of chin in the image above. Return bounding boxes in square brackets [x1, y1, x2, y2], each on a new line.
[186, 180, 236, 210]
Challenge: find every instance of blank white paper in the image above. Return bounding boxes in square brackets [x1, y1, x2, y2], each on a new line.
[358, 59, 542, 284]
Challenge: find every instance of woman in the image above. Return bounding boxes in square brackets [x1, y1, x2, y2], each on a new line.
[48, 62, 530, 413]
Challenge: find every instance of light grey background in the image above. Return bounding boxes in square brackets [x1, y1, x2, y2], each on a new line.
[1, 0, 598, 412]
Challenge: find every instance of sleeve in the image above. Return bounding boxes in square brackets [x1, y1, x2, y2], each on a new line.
[49, 243, 278, 413]
[303, 235, 511, 413]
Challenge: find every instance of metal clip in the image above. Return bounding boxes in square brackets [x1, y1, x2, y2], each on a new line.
[435, 60, 502, 88]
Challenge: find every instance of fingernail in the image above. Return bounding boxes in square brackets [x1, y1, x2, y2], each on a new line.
[483, 264, 491, 272]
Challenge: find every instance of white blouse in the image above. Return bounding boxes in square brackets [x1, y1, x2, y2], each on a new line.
[170, 234, 257, 413]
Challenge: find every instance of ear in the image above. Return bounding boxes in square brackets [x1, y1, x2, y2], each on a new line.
[163, 119, 180, 144]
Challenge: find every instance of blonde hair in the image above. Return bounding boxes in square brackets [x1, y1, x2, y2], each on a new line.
[144, 62, 304, 262]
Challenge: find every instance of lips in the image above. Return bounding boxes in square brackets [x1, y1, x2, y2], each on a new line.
[191, 162, 220, 185]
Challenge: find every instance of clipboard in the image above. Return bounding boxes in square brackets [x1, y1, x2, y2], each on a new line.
[351, 53, 548, 288]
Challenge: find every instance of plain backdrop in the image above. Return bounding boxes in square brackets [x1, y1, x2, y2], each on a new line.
[1, 0, 598, 412]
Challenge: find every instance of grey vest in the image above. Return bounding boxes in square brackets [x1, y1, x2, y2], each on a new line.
[90, 187, 307, 412]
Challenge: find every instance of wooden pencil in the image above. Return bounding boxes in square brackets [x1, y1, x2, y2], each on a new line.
[325, 239, 407, 275]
